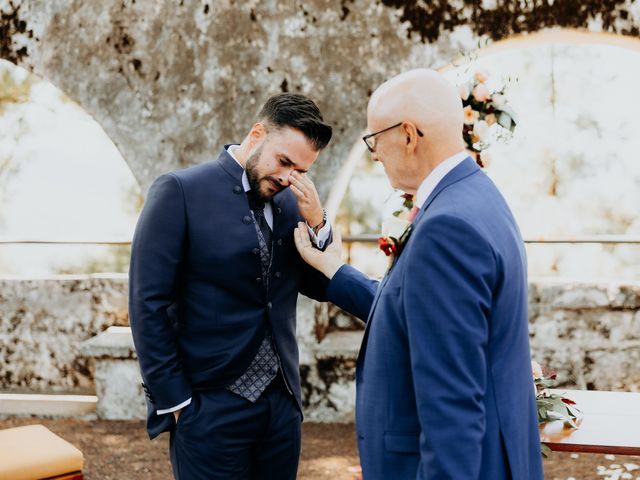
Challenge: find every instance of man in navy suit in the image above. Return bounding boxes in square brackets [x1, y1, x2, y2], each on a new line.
[129, 93, 333, 479]
[295, 70, 543, 479]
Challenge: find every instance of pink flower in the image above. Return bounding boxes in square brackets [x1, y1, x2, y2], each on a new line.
[472, 84, 491, 102]
[485, 113, 497, 126]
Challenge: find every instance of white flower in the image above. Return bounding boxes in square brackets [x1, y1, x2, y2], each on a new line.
[479, 151, 492, 168]
[473, 120, 490, 140]
[381, 216, 411, 240]
[491, 93, 506, 107]
[485, 113, 497, 126]
[459, 84, 470, 101]
[463, 105, 479, 125]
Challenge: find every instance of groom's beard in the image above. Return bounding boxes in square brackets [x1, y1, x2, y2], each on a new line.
[246, 146, 285, 203]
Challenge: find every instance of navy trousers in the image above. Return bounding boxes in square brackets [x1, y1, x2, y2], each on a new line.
[169, 375, 301, 479]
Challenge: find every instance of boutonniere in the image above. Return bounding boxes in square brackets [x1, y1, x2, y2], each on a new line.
[378, 193, 414, 259]
[378, 216, 412, 257]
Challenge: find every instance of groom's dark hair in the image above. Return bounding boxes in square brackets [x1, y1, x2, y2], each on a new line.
[258, 93, 332, 151]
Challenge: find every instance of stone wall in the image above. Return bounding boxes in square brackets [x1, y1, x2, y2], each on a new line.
[1, 276, 639, 421]
[2, 0, 639, 198]
[0, 275, 128, 393]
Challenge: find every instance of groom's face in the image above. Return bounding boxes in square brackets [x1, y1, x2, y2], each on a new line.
[246, 125, 319, 203]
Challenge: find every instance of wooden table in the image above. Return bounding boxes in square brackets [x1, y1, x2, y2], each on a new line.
[540, 389, 640, 455]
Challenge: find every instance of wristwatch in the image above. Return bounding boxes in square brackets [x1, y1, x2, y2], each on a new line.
[312, 209, 327, 233]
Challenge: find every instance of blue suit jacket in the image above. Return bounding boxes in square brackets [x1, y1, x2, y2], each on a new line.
[129, 147, 329, 439]
[328, 158, 543, 479]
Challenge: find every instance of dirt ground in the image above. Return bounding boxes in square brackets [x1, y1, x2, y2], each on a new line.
[1, 417, 639, 479]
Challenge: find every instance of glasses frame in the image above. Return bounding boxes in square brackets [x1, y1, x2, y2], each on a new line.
[362, 122, 424, 153]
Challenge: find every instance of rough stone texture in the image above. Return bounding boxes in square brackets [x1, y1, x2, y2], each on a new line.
[93, 359, 145, 420]
[2, 0, 639, 198]
[0, 275, 128, 393]
[529, 279, 640, 392]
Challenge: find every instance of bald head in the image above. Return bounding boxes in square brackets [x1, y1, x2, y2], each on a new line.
[368, 69, 464, 154]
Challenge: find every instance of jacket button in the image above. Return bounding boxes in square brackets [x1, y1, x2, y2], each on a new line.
[277, 238, 283, 246]
[256, 277, 262, 283]
[277, 207, 282, 215]
[267, 302, 273, 309]
[274, 271, 281, 278]
[242, 215, 252, 224]
[252, 248, 259, 255]
[233, 185, 242, 194]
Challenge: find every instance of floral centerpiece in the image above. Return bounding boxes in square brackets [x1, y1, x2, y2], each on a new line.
[532, 360, 581, 456]
[458, 69, 518, 169]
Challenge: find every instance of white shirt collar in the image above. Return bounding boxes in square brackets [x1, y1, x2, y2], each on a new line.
[414, 151, 469, 208]
[226, 144, 250, 192]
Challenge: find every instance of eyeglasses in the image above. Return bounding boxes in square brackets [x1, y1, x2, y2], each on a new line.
[362, 122, 424, 153]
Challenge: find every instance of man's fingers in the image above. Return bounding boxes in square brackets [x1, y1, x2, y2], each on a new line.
[294, 222, 312, 251]
[289, 184, 306, 200]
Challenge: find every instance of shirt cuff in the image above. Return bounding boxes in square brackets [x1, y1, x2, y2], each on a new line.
[156, 397, 192, 415]
[307, 220, 331, 249]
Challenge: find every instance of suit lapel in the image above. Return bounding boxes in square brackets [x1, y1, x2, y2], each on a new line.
[357, 157, 480, 365]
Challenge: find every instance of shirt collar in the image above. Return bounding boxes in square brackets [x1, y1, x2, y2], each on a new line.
[414, 151, 469, 208]
[226, 144, 250, 192]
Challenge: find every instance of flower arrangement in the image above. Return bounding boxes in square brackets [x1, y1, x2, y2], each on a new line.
[378, 193, 414, 258]
[532, 360, 580, 456]
[458, 69, 518, 169]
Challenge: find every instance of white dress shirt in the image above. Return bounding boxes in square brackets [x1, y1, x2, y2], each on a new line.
[414, 151, 470, 209]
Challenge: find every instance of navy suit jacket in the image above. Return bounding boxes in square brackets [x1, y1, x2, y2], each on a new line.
[328, 158, 543, 479]
[129, 147, 329, 439]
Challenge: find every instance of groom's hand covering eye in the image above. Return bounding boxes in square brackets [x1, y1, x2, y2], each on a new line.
[288, 171, 325, 228]
[294, 222, 344, 279]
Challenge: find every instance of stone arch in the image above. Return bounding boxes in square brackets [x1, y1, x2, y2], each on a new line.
[2, 1, 638, 198]
[0, 58, 142, 273]
[326, 28, 640, 223]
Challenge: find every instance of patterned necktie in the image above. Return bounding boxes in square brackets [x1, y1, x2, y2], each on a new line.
[225, 189, 280, 402]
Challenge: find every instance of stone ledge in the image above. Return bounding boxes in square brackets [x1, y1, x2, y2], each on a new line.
[313, 331, 363, 360]
[0, 393, 97, 417]
[80, 326, 136, 359]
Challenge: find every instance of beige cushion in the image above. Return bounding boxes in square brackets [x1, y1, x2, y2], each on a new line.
[0, 424, 83, 480]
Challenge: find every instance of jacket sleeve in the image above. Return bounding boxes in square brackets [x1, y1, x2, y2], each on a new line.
[326, 264, 379, 322]
[128, 173, 192, 410]
[403, 214, 496, 480]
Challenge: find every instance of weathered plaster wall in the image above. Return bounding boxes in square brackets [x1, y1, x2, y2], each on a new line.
[2, 0, 639, 197]
[0, 275, 128, 393]
[1, 276, 638, 422]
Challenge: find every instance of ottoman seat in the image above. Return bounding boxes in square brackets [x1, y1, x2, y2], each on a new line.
[0, 424, 84, 480]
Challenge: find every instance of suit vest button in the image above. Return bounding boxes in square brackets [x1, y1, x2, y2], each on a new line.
[242, 215, 252, 224]
[252, 248, 259, 255]
[274, 271, 281, 278]
[267, 302, 273, 309]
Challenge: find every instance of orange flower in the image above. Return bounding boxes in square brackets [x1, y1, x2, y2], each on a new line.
[463, 105, 479, 125]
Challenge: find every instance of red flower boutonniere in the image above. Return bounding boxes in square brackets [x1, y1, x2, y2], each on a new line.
[378, 193, 415, 259]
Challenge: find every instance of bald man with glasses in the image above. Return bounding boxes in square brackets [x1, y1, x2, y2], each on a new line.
[295, 69, 543, 480]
